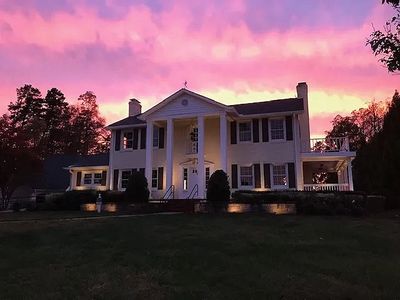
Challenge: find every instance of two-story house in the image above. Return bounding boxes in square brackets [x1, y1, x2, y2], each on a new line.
[67, 82, 356, 198]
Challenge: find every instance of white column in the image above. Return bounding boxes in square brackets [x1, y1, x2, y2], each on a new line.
[166, 118, 174, 190]
[219, 113, 227, 172]
[145, 121, 153, 193]
[197, 116, 205, 198]
[347, 160, 354, 191]
[293, 115, 304, 190]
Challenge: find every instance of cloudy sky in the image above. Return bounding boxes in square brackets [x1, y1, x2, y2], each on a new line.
[0, 0, 398, 136]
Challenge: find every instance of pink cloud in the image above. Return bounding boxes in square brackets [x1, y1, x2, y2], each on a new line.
[0, 0, 398, 136]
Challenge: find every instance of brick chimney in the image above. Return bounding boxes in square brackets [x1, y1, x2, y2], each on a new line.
[296, 82, 310, 141]
[129, 98, 141, 116]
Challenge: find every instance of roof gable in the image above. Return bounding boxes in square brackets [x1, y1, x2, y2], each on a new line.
[140, 89, 234, 120]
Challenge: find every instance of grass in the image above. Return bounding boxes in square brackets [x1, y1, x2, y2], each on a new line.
[0, 213, 399, 299]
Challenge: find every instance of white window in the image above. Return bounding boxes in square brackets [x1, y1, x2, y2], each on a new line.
[270, 119, 285, 140]
[238, 122, 252, 142]
[272, 165, 287, 187]
[93, 173, 102, 185]
[153, 126, 159, 148]
[240, 166, 253, 187]
[123, 131, 133, 149]
[152, 169, 158, 189]
[121, 170, 131, 189]
[205, 167, 210, 188]
[83, 173, 93, 185]
[183, 168, 188, 190]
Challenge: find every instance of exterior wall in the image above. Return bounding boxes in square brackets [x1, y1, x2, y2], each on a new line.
[227, 117, 296, 191]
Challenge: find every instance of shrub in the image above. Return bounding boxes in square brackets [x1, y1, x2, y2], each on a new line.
[124, 171, 150, 203]
[206, 170, 230, 202]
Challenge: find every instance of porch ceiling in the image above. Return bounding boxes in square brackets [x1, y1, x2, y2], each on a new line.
[303, 161, 341, 172]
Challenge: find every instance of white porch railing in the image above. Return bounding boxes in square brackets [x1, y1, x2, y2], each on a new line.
[301, 137, 350, 153]
[303, 184, 350, 192]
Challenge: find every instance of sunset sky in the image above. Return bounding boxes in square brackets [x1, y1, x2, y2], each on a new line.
[0, 0, 398, 136]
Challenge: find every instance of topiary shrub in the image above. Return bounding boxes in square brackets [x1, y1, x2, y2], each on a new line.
[124, 171, 150, 203]
[206, 170, 230, 202]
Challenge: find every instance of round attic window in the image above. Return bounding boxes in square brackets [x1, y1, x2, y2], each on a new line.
[181, 99, 188, 106]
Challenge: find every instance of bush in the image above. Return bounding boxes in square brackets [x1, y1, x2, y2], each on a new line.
[124, 171, 150, 203]
[206, 170, 230, 202]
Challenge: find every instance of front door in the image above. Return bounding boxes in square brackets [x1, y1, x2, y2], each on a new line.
[181, 166, 212, 199]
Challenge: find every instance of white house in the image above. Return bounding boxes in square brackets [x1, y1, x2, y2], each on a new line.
[67, 82, 356, 199]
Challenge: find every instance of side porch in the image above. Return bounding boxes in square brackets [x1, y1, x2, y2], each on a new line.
[299, 137, 356, 192]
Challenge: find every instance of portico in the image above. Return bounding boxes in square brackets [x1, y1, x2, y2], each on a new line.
[143, 112, 228, 199]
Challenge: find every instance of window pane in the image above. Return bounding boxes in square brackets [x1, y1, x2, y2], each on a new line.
[272, 165, 287, 186]
[270, 119, 284, 140]
[240, 166, 253, 186]
[153, 127, 159, 147]
[239, 122, 251, 142]
[152, 169, 158, 188]
[83, 173, 92, 185]
[123, 132, 133, 149]
[121, 170, 131, 188]
[93, 173, 102, 184]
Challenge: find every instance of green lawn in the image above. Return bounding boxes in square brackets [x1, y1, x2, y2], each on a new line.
[0, 213, 399, 299]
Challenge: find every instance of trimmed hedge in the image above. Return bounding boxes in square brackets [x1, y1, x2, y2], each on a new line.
[39, 190, 125, 211]
[231, 190, 386, 216]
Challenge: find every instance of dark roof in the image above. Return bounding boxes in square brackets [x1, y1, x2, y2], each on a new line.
[108, 114, 145, 127]
[230, 98, 304, 115]
[68, 153, 109, 167]
[33, 153, 109, 191]
[34, 154, 80, 190]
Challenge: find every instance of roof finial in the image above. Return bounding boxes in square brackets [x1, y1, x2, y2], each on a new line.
[184, 80, 188, 89]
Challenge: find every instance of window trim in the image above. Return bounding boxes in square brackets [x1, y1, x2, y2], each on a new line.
[151, 168, 158, 190]
[269, 117, 286, 142]
[183, 168, 188, 191]
[120, 170, 132, 190]
[239, 165, 254, 189]
[270, 164, 288, 190]
[237, 120, 253, 143]
[153, 126, 159, 149]
[122, 130, 134, 150]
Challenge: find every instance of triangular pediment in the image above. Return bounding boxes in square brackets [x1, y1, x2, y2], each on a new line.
[140, 89, 233, 120]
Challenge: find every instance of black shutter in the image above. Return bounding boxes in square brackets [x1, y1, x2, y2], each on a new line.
[263, 163, 271, 189]
[101, 171, 107, 186]
[133, 128, 139, 149]
[139, 168, 145, 175]
[230, 121, 237, 144]
[252, 119, 259, 143]
[288, 163, 296, 189]
[76, 171, 82, 187]
[262, 118, 269, 142]
[158, 127, 165, 149]
[113, 169, 119, 190]
[231, 164, 238, 188]
[254, 164, 261, 188]
[286, 116, 293, 141]
[140, 128, 146, 149]
[158, 167, 164, 190]
[115, 130, 121, 151]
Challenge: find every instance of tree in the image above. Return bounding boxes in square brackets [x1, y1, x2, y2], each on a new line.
[353, 90, 400, 207]
[42, 88, 71, 155]
[326, 101, 387, 151]
[206, 170, 230, 202]
[67, 91, 109, 155]
[0, 114, 40, 210]
[124, 171, 149, 202]
[367, 0, 400, 72]
[326, 115, 365, 151]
